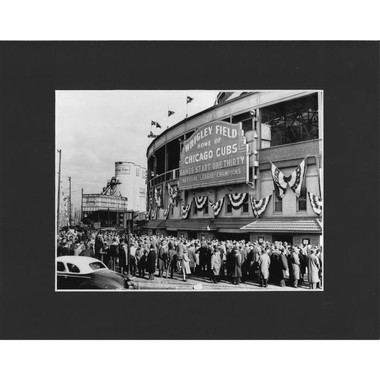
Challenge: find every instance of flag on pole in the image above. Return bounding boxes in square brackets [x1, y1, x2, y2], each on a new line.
[186, 96, 193, 103]
[151, 120, 156, 126]
[168, 110, 175, 117]
[288, 156, 308, 197]
[270, 161, 289, 200]
[156, 122, 162, 129]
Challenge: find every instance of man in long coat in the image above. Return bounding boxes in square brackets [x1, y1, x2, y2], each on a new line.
[269, 245, 282, 285]
[307, 248, 321, 289]
[146, 245, 157, 280]
[259, 249, 271, 287]
[279, 249, 289, 287]
[157, 241, 168, 277]
[290, 247, 301, 287]
[231, 248, 242, 285]
[187, 243, 197, 274]
[210, 247, 221, 283]
[199, 242, 208, 275]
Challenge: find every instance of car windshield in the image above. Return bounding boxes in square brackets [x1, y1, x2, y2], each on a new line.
[89, 261, 107, 270]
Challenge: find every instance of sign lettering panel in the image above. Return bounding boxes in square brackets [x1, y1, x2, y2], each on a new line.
[179, 121, 248, 190]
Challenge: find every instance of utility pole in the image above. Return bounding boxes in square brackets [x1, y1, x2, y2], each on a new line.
[57, 149, 62, 233]
[81, 188, 83, 224]
[68, 176, 72, 226]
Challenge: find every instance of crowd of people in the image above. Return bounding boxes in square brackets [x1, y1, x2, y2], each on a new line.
[57, 228, 323, 289]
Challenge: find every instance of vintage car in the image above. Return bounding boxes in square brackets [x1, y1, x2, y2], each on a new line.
[56, 256, 135, 290]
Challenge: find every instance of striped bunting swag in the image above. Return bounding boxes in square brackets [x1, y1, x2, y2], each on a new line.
[308, 191, 322, 215]
[210, 197, 224, 217]
[250, 195, 271, 217]
[194, 195, 208, 210]
[228, 193, 248, 209]
[181, 201, 192, 219]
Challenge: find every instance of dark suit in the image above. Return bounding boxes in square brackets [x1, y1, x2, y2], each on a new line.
[146, 249, 156, 280]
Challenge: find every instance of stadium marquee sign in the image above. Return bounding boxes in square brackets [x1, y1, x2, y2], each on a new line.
[179, 121, 249, 190]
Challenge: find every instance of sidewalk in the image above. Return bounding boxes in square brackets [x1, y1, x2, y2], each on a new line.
[130, 271, 319, 291]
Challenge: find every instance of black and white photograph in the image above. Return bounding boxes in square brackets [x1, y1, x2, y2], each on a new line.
[56, 90, 323, 291]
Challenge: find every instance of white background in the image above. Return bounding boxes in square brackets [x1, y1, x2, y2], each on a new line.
[0, 1, 379, 379]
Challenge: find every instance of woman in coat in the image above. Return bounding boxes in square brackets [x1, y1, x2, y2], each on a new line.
[146, 245, 157, 280]
[210, 247, 221, 283]
[231, 248, 242, 285]
[307, 248, 321, 289]
[290, 247, 301, 288]
[258, 249, 271, 288]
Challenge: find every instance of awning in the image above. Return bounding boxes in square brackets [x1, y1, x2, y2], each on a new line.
[139, 220, 166, 229]
[165, 219, 217, 231]
[240, 217, 322, 233]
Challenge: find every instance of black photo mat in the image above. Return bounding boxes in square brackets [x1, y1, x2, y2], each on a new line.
[0, 41, 378, 339]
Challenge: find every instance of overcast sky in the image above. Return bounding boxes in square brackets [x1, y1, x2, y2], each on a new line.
[56, 90, 218, 211]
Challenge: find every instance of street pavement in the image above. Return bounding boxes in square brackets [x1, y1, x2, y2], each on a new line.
[129, 270, 321, 291]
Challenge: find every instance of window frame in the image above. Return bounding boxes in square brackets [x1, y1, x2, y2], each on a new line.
[273, 191, 283, 213]
[297, 194, 307, 212]
[225, 197, 232, 214]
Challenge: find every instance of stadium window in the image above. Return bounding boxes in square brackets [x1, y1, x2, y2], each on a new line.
[274, 192, 283, 213]
[204, 202, 209, 215]
[225, 197, 232, 214]
[241, 197, 249, 213]
[193, 202, 198, 215]
[136, 167, 140, 176]
[260, 94, 319, 147]
[297, 194, 307, 211]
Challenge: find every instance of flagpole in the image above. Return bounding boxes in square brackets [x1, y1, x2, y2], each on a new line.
[186, 96, 188, 118]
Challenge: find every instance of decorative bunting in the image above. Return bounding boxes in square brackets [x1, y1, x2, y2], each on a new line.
[228, 193, 248, 209]
[163, 203, 172, 220]
[270, 161, 289, 200]
[194, 196, 208, 210]
[167, 182, 179, 205]
[210, 197, 224, 217]
[186, 96, 193, 104]
[270, 157, 308, 199]
[181, 200, 192, 219]
[154, 186, 162, 208]
[308, 191, 322, 215]
[250, 195, 271, 217]
[288, 157, 308, 197]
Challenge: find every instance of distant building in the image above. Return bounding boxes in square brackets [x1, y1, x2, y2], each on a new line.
[115, 161, 147, 213]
